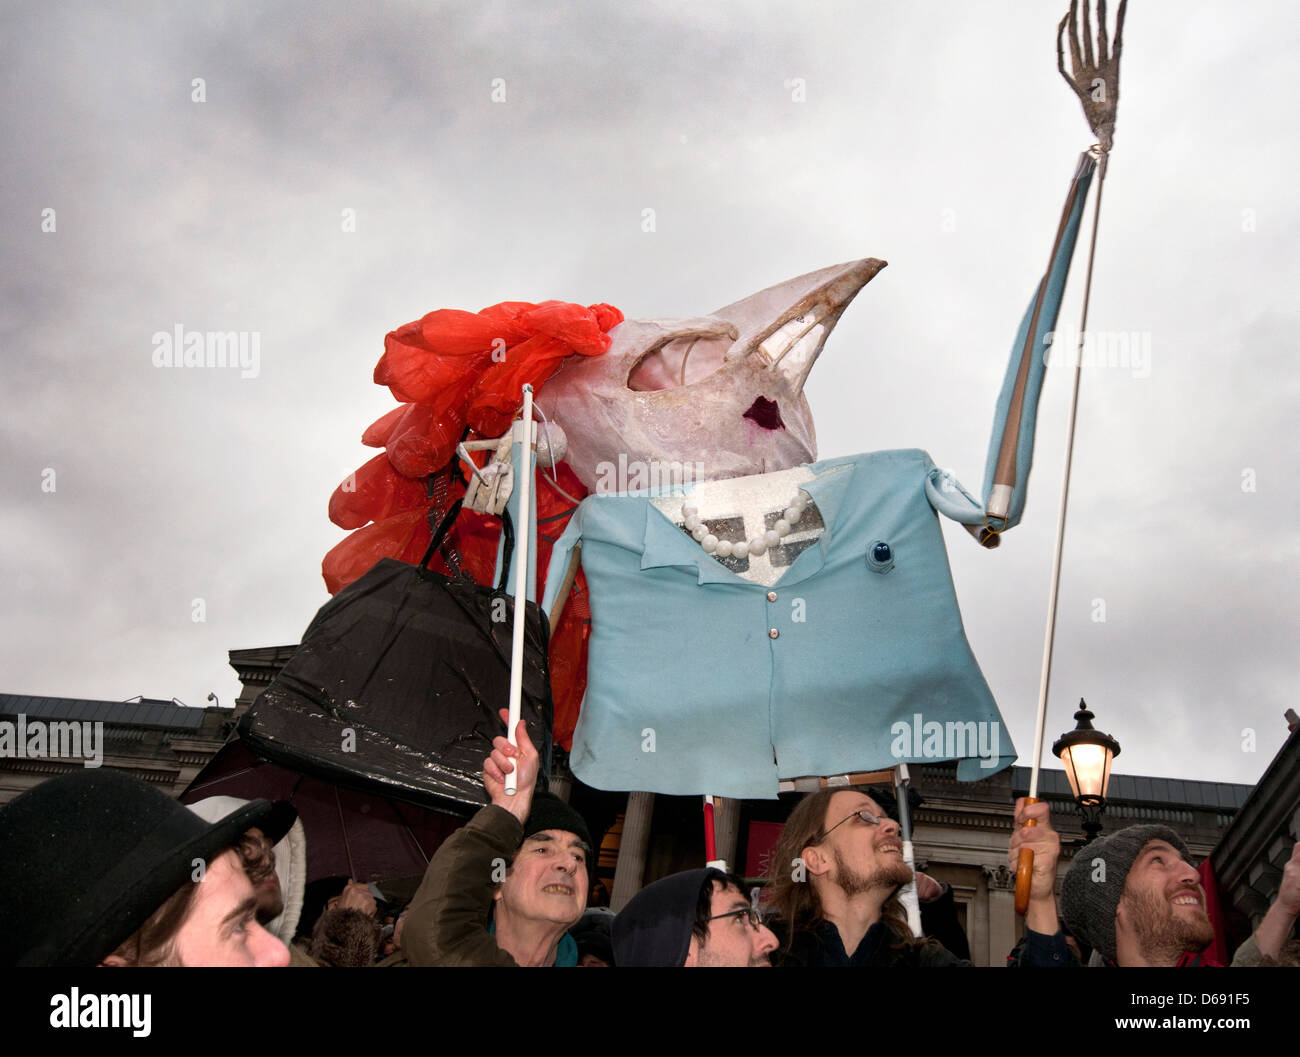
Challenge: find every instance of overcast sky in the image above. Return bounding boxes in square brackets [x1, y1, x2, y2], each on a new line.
[2, 1, 1296, 788]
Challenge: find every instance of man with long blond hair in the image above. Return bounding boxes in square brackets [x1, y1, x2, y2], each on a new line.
[764, 787, 1072, 966]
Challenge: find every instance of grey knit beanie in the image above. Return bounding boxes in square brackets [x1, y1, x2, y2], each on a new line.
[1060, 824, 1191, 964]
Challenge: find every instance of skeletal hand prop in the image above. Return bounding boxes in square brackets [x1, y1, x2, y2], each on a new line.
[1057, 0, 1127, 173]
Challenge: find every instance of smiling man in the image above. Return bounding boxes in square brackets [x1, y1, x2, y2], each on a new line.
[765, 788, 969, 966]
[765, 788, 1072, 967]
[1061, 825, 1220, 967]
[613, 868, 780, 967]
[404, 709, 593, 967]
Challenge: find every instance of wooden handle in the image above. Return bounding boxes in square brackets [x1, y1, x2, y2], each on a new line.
[547, 543, 582, 636]
[1013, 795, 1039, 916]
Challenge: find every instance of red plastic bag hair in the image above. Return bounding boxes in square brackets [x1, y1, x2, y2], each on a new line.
[326, 298, 622, 596]
[328, 453, 428, 531]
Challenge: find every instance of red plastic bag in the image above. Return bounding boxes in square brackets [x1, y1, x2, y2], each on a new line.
[374, 320, 491, 405]
[361, 404, 407, 448]
[384, 394, 469, 479]
[322, 508, 432, 595]
[328, 452, 428, 530]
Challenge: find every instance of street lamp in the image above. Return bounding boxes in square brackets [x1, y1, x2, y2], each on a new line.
[1051, 699, 1120, 845]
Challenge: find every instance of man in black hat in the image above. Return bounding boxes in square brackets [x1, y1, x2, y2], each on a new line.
[0, 770, 290, 967]
[614, 868, 780, 967]
[404, 708, 594, 966]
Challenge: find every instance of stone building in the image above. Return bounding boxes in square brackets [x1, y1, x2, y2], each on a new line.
[0, 692, 233, 807]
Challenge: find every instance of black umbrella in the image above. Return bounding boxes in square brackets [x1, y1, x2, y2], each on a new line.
[181, 739, 463, 884]
[238, 501, 554, 814]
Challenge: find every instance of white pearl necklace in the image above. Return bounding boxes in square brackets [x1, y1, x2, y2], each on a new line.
[681, 490, 812, 559]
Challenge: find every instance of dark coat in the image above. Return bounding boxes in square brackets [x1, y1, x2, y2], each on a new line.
[772, 917, 972, 967]
[404, 804, 526, 967]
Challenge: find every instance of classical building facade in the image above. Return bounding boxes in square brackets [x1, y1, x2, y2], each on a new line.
[0, 692, 233, 807]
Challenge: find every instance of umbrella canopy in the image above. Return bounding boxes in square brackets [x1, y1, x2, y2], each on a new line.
[242, 507, 554, 814]
[181, 740, 464, 884]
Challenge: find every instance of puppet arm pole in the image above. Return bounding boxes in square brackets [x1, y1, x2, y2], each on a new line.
[1016, 162, 1109, 914]
[505, 385, 536, 794]
[894, 765, 923, 938]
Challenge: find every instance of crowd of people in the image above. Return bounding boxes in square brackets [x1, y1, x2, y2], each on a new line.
[2, 708, 1297, 968]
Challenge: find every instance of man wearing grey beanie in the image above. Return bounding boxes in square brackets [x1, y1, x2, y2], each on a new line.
[1060, 824, 1218, 967]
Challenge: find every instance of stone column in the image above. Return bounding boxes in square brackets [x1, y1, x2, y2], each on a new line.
[547, 773, 573, 803]
[983, 863, 1017, 966]
[953, 884, 985, 967]
[548, 752, 573, 803]
[611, 791, 655, 911]
[713, 796, 741, 871]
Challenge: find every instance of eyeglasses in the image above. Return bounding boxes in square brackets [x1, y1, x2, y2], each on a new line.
[709, 906, 765, 930]
[813, 808, 887, 843]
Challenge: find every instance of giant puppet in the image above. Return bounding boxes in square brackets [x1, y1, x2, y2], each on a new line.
[317, 2, 1126, 806]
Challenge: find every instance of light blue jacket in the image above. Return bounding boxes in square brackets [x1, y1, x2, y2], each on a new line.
[542, 449, 1014, 798]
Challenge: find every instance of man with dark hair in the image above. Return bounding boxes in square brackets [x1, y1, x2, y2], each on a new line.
[572, 907, 615, 966]
[613, 868, 779, 967]
[308, 884, 382, 967]
[0, 770, 289, 967]
[187, 796, 304, 942]
[765, 788, 1071, 966]
[404, 709, 594, 966]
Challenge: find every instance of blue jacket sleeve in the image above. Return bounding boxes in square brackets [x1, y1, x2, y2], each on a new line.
[980, 152, 1096, 534]
[541, 502, 585, 618]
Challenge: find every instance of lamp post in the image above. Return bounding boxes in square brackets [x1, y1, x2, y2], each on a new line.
[1051, 699, 1120, 846]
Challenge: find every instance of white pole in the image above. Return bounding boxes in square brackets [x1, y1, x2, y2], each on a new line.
[505, 384, 535, 796]
[1027, 170, 1106, 803]
[893, 765, 922, 938]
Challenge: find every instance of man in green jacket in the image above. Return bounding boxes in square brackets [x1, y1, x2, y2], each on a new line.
[405, 709, 593, 966]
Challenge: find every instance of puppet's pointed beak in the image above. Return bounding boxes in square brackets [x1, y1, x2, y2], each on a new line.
[717, 258, 886, 394]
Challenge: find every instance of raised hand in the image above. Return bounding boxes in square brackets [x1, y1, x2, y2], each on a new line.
[483, 707, 540, 824]
[1009, 798, 1062, 936]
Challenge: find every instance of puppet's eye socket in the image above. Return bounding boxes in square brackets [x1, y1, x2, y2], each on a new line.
[627, 332, 735, 392]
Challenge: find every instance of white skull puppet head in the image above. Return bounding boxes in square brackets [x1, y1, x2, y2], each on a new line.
[535, 258, 886, 493]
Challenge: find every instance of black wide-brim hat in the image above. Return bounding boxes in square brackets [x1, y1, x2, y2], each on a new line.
[0, 769, 274, 966]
